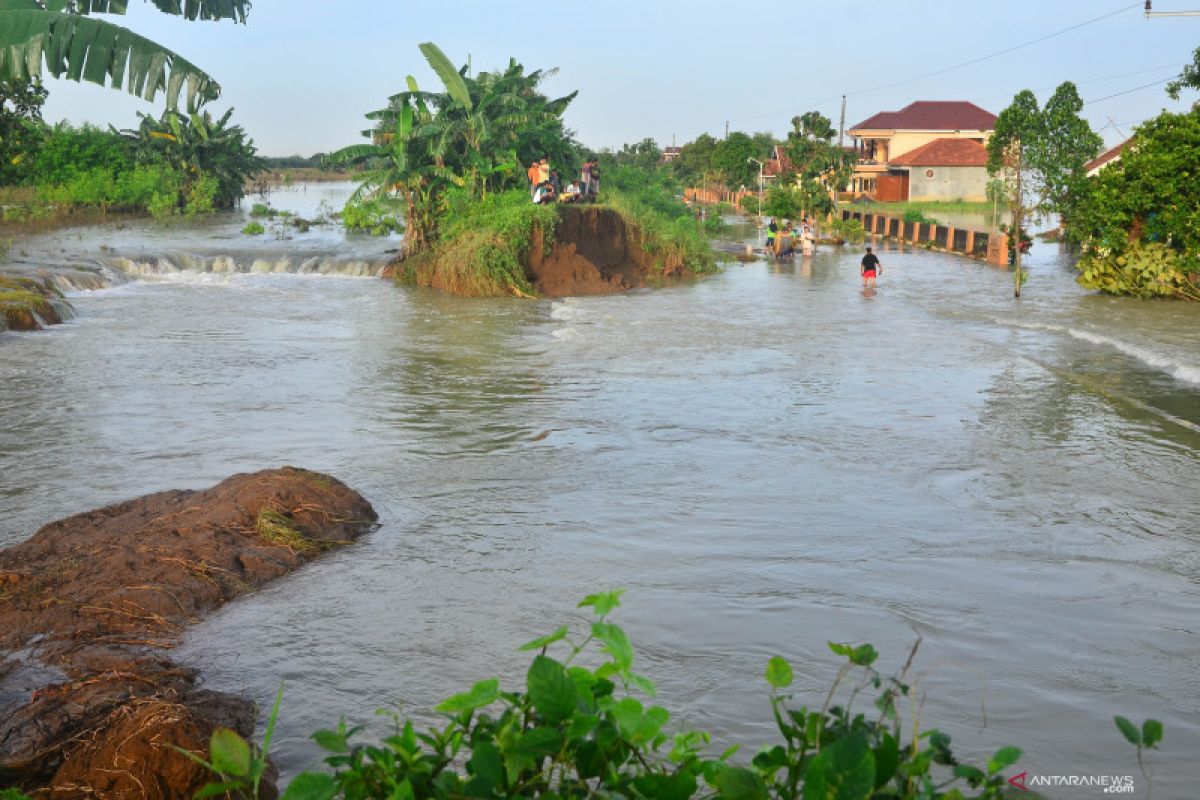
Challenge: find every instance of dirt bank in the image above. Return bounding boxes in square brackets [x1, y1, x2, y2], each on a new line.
[527, 206, 664, 296]
[0, 275, 73, 332]
[0, 467, 377, 798]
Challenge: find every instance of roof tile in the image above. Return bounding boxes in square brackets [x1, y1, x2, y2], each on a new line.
[889, 138, 989, 167]
[851, 101, 997, 132]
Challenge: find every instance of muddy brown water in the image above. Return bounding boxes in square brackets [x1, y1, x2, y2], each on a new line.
[1, 188, 1199, 794]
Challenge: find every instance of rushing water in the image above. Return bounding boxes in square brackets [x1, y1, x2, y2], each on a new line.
[2, 190, 1199, 795]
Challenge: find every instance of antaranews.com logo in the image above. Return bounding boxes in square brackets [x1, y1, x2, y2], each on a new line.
[1008, 771, 1136, 793]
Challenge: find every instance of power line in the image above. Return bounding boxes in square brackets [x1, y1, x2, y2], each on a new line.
[725, 1, 1142, 127]
[1085, 77, 1174, 104]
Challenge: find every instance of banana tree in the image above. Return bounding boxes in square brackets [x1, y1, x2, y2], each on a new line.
[0, 0, 249, 110]
[329, 98, 446, 254]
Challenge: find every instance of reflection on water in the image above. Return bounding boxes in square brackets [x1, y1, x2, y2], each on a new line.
[1, 216, 1199, 791]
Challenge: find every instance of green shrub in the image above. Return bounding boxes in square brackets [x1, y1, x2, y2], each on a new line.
[249, 202, 275, 218]
[829, 217, 866, 244]
[1078, 241, 1200, 300]
[902, 209, 938, 225]
[402, 189, 556, 296]
[193, 592, 1076, 800]
[740, 194, 761, 214]
[242, 221, 265, 235]
[342, 199, 403, 236]
[185, 175, 220, 215]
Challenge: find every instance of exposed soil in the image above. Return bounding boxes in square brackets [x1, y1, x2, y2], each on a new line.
[528, 206, 660, 296]
[0, 467, 377, 798]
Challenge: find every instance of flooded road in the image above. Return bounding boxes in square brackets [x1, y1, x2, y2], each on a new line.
[2, 199, 1198, 794]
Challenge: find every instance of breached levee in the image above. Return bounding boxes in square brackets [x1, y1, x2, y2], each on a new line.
[0, 467, 378, 798]
[402, 205, 708, 298]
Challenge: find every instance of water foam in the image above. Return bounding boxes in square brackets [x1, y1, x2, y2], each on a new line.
[107, 253, 389, 280]
[1006, 319, 1200, 386]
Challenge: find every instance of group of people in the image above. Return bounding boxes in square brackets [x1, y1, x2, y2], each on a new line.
[763, 215, 883, 288]
[766, 218, 816, 258]
[528, 158, 601, 205]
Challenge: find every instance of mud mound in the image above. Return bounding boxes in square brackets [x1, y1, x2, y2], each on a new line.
[0, 467, 377, 797]
[528, 206, 659, 296]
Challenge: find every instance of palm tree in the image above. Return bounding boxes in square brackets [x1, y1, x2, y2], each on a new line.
[0, 0, 250, 110]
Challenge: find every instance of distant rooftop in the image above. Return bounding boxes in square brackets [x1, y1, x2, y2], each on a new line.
[1084, 137, 1134, 174]
[851, 101, 997, 132]
[889, 138, 989, 167]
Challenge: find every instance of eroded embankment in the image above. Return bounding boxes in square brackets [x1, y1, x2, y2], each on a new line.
[403, 204, 701, 298]
[0, 275, 74, 332]
[0, 467, 377, 798]
[528, 205, 672, 296]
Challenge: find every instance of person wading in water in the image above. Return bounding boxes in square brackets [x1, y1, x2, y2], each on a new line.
[860, 246, 882, 288]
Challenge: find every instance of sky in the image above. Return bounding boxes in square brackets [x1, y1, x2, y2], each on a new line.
[42, 0, 1200, 156]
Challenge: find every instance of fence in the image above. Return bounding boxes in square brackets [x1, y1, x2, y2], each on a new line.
[840, 209, 1007, 265]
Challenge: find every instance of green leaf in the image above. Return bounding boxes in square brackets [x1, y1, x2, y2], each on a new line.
[1114, 716, 1141, 746]
[208, 727, 251, 777]
[518, 625, 568, 652]
[953, 764, 986, 785]
[311, 728, 348, 753]
[802, 732, 876, 800]
[986, 746, 1022, 775]
[714, 766, 768, 800]
[765, 656, 793, 689]
[628, 672, 658, 697]
[578, 589, 625, 616]
[827, 642, 852, 658]
[874, 731, 900, 788]
[514, 726, 562, 760]
[610, 696, 644, 740]
[592, 622, 634, 670]
[436, 678, 500, 714]
[0, 10, 223, 110]
[280, 772, 338, 800]
[195, 783, 241, 799]
[850, 644, 878, 667]
[466, 740, 504, 794]
[527, 655, 577, 724]
[1142, 719, 1164, 748]
[418, 41, 471, 110]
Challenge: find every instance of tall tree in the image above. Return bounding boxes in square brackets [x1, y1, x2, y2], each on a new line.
[0, 0, 249, 110]
[988, 90, 1040, 297]
[781, 111, 850, 217]
[713, 131, 757, 188]
[1032, 82, 1102, 225]
[670, 133, 718, 186]
[0, 77, 46, 182]
[1166, 45, 1200, 108]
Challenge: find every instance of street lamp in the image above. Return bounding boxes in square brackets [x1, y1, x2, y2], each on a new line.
[747, 157, 764, 229]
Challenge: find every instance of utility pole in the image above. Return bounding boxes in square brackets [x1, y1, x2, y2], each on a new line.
[838, 95, 846, 150]
[725, 120, 729, 140]
[835, 94, 847, 209]
[1013, 143, 1024, 299]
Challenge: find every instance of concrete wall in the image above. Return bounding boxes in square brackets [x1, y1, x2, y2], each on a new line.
[906, 165, 988, 201]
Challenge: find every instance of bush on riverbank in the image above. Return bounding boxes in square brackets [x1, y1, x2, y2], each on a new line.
[597, 165, 718, 275]
[0, 112, 261, 223]
[190, 591, 1149, 800]
[399, 189, 557, 296]
[1070, 111, 1200, 301]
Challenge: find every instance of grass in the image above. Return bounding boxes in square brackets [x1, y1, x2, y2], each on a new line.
[841, 199, 995, 215]
[598, 188, 718, 277]
[254, 508, 317, 554]
[400, 189, 556, 297]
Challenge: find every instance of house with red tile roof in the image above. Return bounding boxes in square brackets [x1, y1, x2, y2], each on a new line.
[846, 101, 997, 199]
[1084, 137, 1134, 176]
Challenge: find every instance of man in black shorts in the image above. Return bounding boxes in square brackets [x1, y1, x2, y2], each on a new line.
[861, 247, 882, 288]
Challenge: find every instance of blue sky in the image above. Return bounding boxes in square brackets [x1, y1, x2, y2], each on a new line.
[44, 0, 1200, 156]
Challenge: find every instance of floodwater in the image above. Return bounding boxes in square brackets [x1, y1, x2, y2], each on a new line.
[2, 188, 1198, 795]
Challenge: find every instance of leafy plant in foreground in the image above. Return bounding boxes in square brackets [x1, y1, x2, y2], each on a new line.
[197, 592, 1052, 800]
